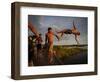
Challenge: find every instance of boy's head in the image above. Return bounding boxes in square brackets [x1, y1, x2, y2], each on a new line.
[48, 27, 52, 32]
[39, 33, 42, 36]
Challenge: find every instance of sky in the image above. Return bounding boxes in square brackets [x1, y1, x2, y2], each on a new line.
[28, 15, 88, 45]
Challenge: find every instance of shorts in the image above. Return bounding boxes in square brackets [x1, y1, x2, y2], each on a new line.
[64, 29, 72, 34]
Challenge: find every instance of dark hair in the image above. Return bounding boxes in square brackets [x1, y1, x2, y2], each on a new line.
[48, 27, 52, 31]
[39, 33, 42, 36]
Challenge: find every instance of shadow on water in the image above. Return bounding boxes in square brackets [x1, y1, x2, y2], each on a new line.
[62, 52, 88, 65]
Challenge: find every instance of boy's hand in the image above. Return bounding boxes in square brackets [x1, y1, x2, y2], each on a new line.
[56, 34, 60, 41]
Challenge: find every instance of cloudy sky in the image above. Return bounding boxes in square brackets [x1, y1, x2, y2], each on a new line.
[28, 15, 88, 45]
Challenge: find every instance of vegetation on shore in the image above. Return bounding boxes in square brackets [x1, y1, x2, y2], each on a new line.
[54, 46, 87, 59]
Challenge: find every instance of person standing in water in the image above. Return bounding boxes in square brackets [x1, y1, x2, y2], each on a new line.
[45, 27, 59, 64]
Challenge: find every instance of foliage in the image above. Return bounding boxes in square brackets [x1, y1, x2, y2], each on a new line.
[53, 46, 87, 59]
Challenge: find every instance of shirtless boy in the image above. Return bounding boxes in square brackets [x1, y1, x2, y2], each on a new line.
[57, 21, 80, 44]
[45, 27, 59, 64]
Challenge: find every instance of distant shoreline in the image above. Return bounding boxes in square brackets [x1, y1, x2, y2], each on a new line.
[53, 44, 88, 47]
[41, 44, 88, 47]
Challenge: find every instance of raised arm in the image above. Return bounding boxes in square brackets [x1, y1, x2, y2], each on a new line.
[28, 22, 39, 37]
[73, 21, 76, 29]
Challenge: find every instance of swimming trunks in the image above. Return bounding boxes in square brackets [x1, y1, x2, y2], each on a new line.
[64, 29, 72, 34]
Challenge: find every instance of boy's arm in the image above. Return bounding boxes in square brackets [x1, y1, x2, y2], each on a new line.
[75, 35, 80, 45]
[45, 34, 48, 44]
[28, 22, 39, 37]
[73, 21, 77, 29]
[54, 34, 60, 41]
